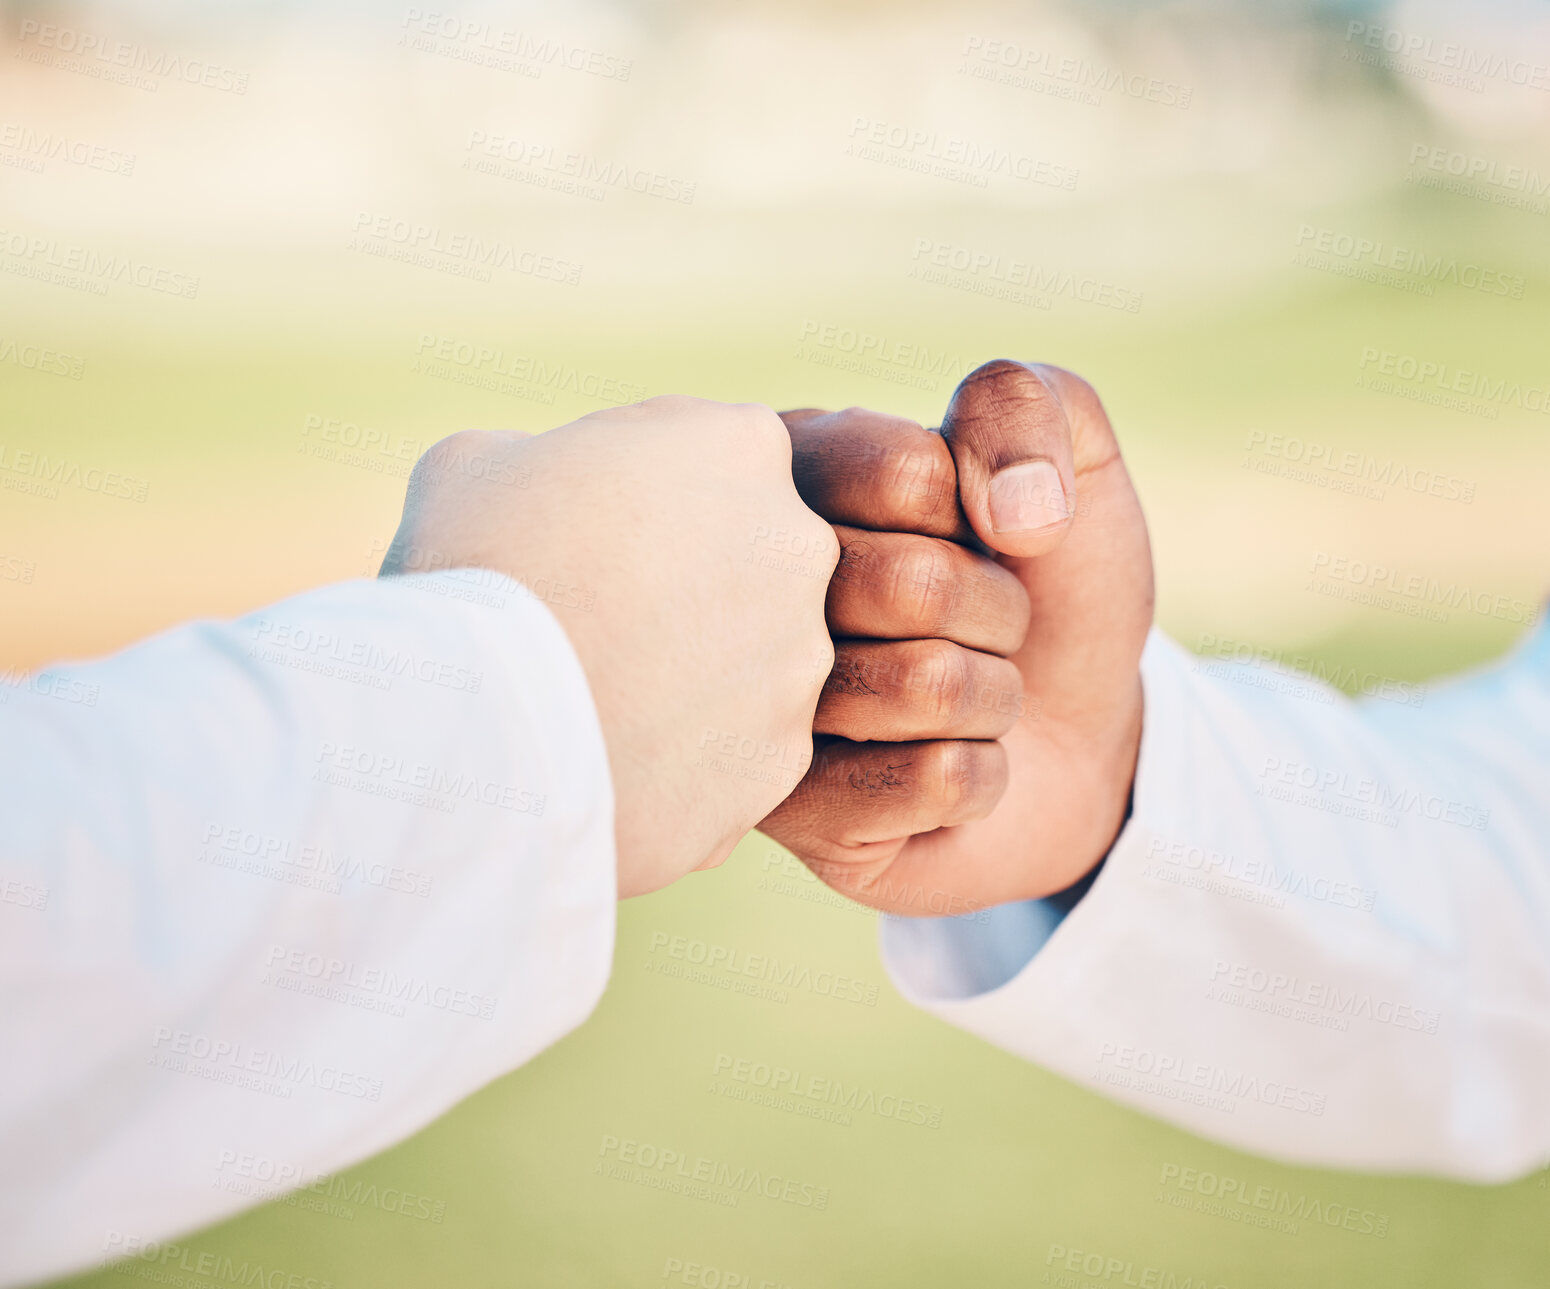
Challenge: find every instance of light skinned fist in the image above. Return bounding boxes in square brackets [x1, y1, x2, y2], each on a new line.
[763, 363, 1154, 915]
[382, 397, 837, 899]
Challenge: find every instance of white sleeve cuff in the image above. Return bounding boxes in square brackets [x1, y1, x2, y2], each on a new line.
[879, 622, 1550, 1181]
[879, 628, 1183, 1005]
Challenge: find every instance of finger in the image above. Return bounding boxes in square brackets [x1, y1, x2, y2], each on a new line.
[781, 407, 973, 542]
[826, 525, 1031, 654]
[942, 360, 1154, 728]
[940, 360, 1081, 558]
[760, 737, 1008, 863]
[815, 640, 1025, 741]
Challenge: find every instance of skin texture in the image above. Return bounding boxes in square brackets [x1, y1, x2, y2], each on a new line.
[763, 361, 1155, 915]
[381, 396, 837, 899]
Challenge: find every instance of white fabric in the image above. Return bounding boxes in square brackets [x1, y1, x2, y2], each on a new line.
[0, 571, 617, 1287]
[883, 622, 1550, 1182]
[6, 565, 1548, 1288]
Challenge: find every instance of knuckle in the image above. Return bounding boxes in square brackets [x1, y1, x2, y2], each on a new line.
[413, 429, 490, 486]
[952, 360, 1063, 436]
[909, 640, 969, 722]
[830, 534, 875, 588]
[641, 393, 702, 413]
[1058, 368, 1098, 404]
[805, 513, 842, 575]
[737, 400, 787, 439]
[888, 543, 955, 630]
[826, 647, 886, 698]
[618, 393, 701, 422]
[740, 402, 796, 468]
[421, 428, 484, 464]
[810, 635, 837, 688]
[924, 740, 978, 813]
[964, 358, 1049, 401]
[1037, 365, 1116, 445]
[878, 442, 954, 524]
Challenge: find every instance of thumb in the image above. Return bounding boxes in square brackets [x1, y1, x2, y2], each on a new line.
[941, 360, 1077, 558]
[942, 359, 1153, 728]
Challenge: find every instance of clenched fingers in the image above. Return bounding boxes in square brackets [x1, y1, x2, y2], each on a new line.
[815, 640, 1025, 742]
[826, 525, 1030, 654]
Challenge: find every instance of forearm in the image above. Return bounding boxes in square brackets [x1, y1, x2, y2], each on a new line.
[884, 625, 1550, 1179]
[0, 571, 617, 1285]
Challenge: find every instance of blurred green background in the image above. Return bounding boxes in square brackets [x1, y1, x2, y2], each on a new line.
[4, 0, 1549, 1285]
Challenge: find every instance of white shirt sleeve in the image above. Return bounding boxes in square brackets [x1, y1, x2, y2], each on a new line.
[0, 570, 617, 1287]
[881, 620, 1550, 1182]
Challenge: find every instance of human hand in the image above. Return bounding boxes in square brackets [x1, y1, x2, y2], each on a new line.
[760, 362, 1153, 914]
[381, 397, 838, 899]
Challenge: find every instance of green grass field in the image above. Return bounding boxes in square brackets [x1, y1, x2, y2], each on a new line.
[6, 72, 1549, 1283]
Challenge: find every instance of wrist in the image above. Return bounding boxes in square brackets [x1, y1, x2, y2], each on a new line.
[1027, 677, 1143, 899]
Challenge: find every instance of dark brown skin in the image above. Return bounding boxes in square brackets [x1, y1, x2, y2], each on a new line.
[762, 360, 1155, 915]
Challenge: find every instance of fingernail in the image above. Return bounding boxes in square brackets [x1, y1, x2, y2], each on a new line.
[988, 461, 1069, 534]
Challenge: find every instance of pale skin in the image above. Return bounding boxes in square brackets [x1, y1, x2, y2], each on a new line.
[381, 396, 837, 900]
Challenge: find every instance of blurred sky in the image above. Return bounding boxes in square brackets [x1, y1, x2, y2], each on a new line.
[3, 0, 1548, 666]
